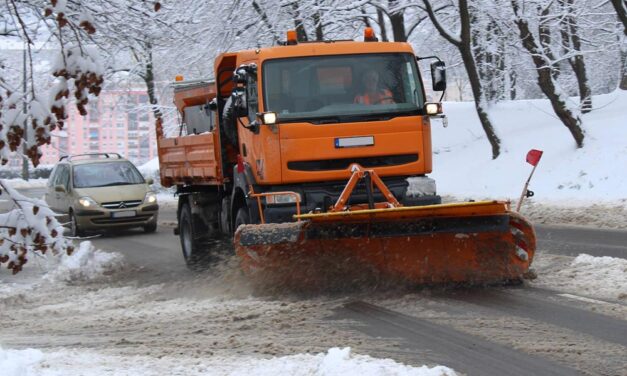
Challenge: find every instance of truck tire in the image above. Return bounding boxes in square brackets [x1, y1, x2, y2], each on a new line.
[234, 206, 250, 232]
[178, 203, 209, 271]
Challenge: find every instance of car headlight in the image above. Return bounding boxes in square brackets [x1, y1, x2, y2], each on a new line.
[265, 192, 301, 205]
[144, 191, 157, 204]
[78, 196, 99, 208]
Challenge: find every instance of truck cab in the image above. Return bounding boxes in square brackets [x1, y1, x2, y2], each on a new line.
[216, 36, 442, 223]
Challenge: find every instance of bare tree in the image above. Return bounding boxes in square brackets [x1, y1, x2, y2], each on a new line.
[0, 0, 112, 273]
[610, 0, 627, 34]
[558, 0, 592, 112]
[422, 0, 502, 159]
[510, 0, 585, 148]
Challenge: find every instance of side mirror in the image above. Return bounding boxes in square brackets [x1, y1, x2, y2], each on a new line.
[207, 98, 217, 111]
[54, 185, 66, 193]
[430, 61, 447, 92]
[233, 68, 248, 85]
[146, 177, 154, 185]
[232, 88, 248, 116]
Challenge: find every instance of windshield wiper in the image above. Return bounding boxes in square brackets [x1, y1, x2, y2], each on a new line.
[93, 181, 133, 187]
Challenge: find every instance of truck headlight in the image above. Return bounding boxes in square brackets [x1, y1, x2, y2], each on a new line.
[78, 196, 98, 208]
[144, 191, 157, 204]
[265, 193, 301, 205]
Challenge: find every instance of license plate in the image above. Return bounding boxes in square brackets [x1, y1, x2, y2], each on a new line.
[335, 136, 374, 148]
[112, 210, 136, 218]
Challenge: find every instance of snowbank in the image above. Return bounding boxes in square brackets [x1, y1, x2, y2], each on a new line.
[2, 178, 48, 189]
[429, 90, 627, 205]
[0, 346, 456, 376]
[45, 241, 124, 282]
[0, 346, 43, 376]
[532, 254, 627, 301]
[138, 157, 161, 186]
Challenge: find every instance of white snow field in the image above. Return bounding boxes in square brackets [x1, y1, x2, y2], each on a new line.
[0, 346, 457, 376]
[429, 90, 627, 204]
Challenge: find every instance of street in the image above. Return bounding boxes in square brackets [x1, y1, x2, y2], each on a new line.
[1, 188, 626, 375]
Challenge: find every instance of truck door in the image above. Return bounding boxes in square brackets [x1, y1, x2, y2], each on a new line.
[240, 65, 282, 184]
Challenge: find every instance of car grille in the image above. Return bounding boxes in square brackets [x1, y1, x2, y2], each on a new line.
[92, 214, 153, 224]
[101, 200, 143, 209]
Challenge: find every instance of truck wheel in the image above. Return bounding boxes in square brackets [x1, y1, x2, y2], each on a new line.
[178, 203, 209, 270]
[234, 206, 250, 232]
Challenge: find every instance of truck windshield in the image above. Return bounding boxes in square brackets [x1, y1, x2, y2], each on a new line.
[263, 53, 424, 123]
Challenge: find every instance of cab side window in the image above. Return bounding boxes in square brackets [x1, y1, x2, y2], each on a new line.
[47, 166, 59, 187]
[57, 165, 70, 191]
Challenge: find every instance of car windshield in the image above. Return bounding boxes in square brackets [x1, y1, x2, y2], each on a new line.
[263, 53, 424, 123]
[73, 161, 145, 188]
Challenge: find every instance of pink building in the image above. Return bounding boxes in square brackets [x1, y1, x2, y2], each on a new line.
[40, 90, 158, 166]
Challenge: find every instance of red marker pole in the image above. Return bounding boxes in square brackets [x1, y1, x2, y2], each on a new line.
[516, 149, 543, 212]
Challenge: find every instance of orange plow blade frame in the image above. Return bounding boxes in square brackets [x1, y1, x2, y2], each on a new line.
[234, 169, 536, 286]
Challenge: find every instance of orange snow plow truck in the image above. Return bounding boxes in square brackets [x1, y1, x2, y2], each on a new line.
[157, 29, 536, 286]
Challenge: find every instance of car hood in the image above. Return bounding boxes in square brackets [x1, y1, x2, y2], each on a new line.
[74, 184, 149, 204]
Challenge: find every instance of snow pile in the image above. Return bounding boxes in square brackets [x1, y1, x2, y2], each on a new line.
[429, 90, 627, 204]
[0, 346, 43, 376]
[0, 346, 456, 376]
[2, 178, 49, 189]
[45, 241, 124, 282]
[533, 254, 627, 301]
[314, 347, 455, 376]
[138, 157, 164, 189]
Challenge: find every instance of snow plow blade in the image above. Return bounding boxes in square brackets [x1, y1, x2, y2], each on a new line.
[234, 201, 536, 287]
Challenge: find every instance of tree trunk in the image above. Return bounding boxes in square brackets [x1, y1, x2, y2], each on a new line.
[459, 0, 500, 159]
[422, 0, 501, 158]
[621, 44, 627, 89]
[538, 6, 560, 80]
[291, 3, 309, 42]
[512, 2, 585, 148]
[377, 9, 389, 42]
[388, 0, 407, 42]
[610, 0, 627, 36]
[461, 48, 501, 159]
[142, 44, 161, 120]
[313, 3, 324, 41]
[559, 0, 592, 112]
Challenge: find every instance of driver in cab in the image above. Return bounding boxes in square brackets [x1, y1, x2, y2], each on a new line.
[354, 70, 395, 105]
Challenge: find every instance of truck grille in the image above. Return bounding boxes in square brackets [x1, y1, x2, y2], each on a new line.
[287, 154, 418, 172]
[101, 200, 143, 209]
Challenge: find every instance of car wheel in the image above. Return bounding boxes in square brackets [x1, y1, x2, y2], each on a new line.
[70, 210, 83, 237]
[144, 221, 157, 233]
[178, 203, 209, 271]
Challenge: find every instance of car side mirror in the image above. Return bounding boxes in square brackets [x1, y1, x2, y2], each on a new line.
[146, 177, 154, 185]
[430, 61, 447, 92]
[54, 185, 66, 193]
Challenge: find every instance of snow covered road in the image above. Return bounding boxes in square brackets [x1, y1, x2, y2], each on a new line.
[1, 189, 626, 375]
[2, 222, 626, 375]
